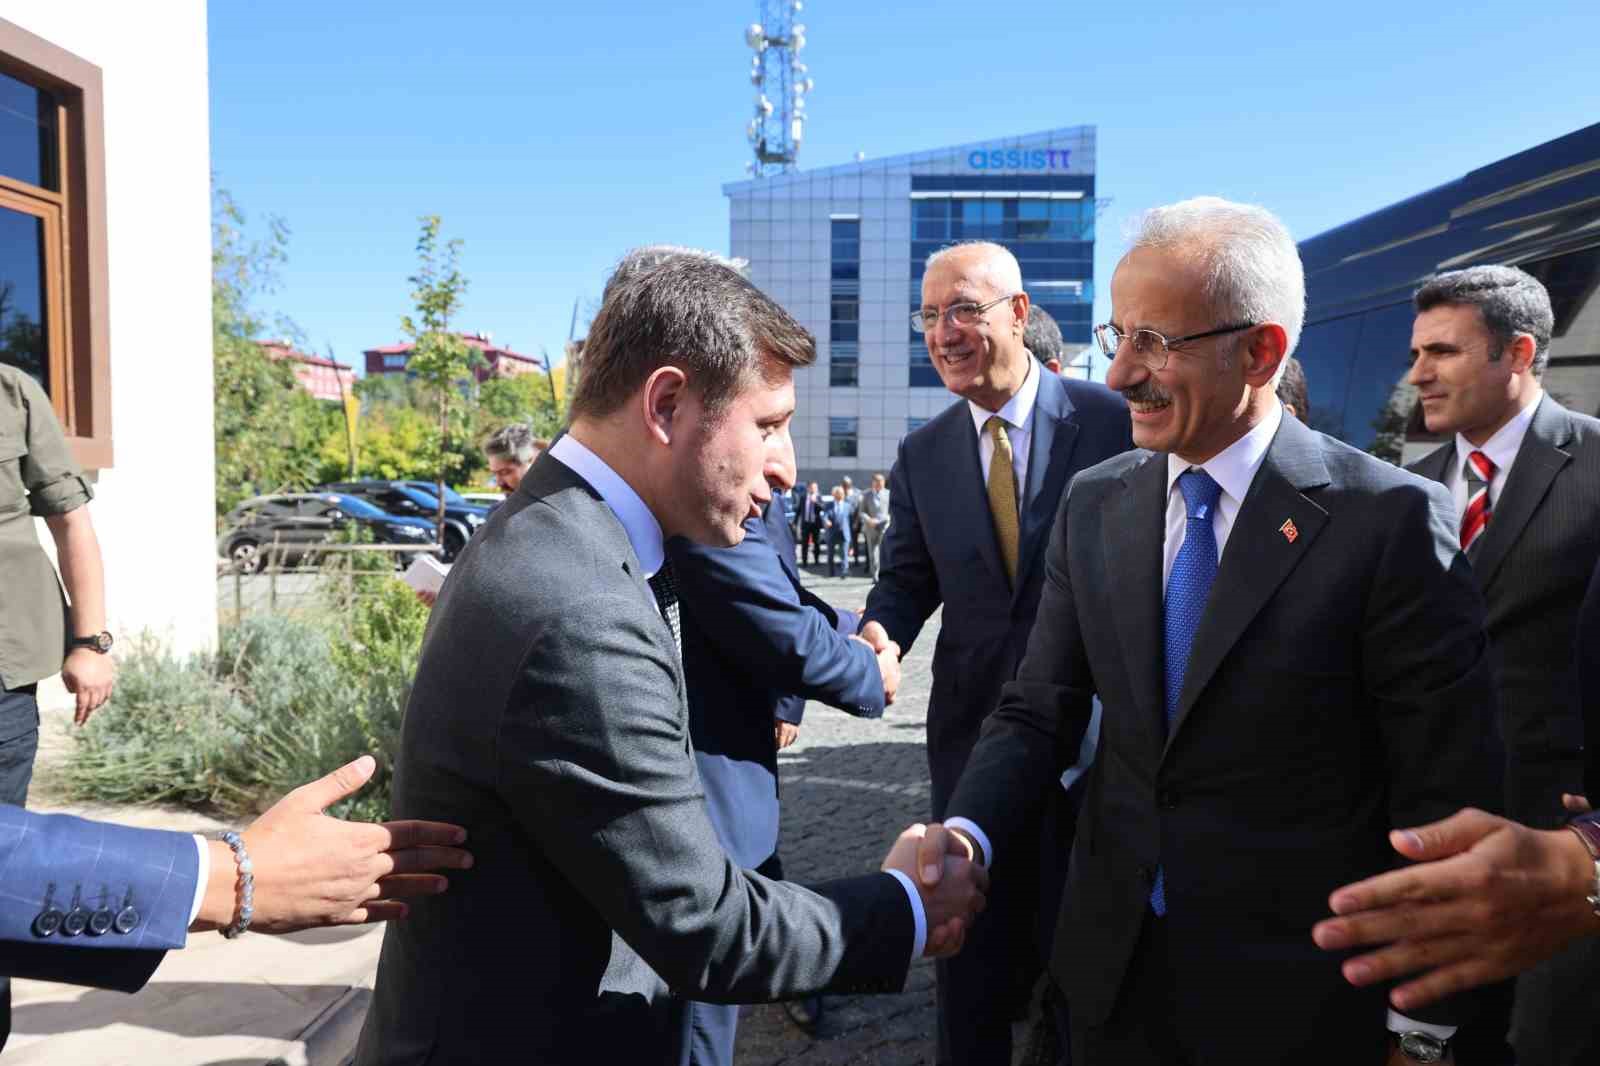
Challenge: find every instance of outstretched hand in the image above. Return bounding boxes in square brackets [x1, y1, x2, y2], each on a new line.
[195, 755, 473, 934]
[1311, 807, 1599, 1011]
[882, 823, 988, 958]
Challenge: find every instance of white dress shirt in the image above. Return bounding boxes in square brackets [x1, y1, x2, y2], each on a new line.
[1441, 390, 1542, 523]
[549, 433, 928, 959]
[1162, 404, 1283, 588]
[949, 401, 1449, 1038]
[968, 356, 1040, 492]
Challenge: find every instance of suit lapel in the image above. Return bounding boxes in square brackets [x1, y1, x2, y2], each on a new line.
[1471, 395, 1573, 590]
[936, 409, 1009, 587]
[1163, 416, 1331, 759]
[1014, 373, 1080, 600]
[1103, 454, 1167, 739]
[1408, 441, 1454, 487]
[764, 501, 800, 583]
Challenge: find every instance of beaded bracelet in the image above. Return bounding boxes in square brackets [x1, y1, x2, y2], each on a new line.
[218, 830, 255, 938]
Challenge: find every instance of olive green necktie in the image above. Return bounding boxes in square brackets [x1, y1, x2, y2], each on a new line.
[985, 415, 1020, 585]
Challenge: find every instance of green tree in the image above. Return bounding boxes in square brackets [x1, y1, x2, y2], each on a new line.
[477, 369, 562, 441]
[212, 187, 337, 516]
[398, 216, 478, 528]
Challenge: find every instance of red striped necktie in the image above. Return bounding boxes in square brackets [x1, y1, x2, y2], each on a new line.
[1460, 450, 1496, 555]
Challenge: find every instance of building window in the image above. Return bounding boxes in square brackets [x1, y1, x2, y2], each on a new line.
[828, 416, 858, 458]
[831, 218, 861, 384]
[383, 354, 407, 369]
[0, 24, 111, 469]
[830, 342, 859, 387]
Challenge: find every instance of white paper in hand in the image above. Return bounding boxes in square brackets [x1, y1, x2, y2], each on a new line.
[402, 555, 450, 595]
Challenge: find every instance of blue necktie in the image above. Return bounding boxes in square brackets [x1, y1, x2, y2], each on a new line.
[1150, 468, 1222, 917]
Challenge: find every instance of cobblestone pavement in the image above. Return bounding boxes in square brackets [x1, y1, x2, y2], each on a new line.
[732, 565, 1035, 1066]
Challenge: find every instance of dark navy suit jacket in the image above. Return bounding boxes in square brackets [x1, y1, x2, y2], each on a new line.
[0, 805, 198, 993]
[669, 502, 882, 868]
[863, 370, 1133, 816]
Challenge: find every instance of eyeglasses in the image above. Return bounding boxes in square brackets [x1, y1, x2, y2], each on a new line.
[910, 293, 1019, 334]
[1093, 321, 1257, 371]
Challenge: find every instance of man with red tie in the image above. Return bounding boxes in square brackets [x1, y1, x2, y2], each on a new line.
[1405, 263, 1600, 1065]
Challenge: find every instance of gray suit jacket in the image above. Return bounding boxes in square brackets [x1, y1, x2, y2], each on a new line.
[1407, 394, 1600, 825]
[947, 414, 1502, 1056]
[355, 455, 914, 1066]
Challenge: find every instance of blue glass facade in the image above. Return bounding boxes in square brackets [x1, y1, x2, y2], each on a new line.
[1297, 122, 1600, 460]
[726, 126, 1096, 485]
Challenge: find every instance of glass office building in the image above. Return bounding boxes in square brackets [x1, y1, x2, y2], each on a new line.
[725, 126, 1096, 484]
[1298, 122, 1600, 463]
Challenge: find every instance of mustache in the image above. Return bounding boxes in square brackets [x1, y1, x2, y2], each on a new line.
[1121, 380, 1170, 406]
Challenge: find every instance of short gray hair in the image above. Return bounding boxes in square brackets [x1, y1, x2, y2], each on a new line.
[1024, 305, 1063, 365]
[1127, 196, 1305, 385]
[924, 241, 1024, 295]
[573, 253, 815, 421]
[1413, 265, 1554, 376]
[483, 423, 537, 464]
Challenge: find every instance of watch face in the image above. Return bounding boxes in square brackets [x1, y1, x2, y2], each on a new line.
[94, 631, 113, 653]
[1399, 1033, 1445, 1063]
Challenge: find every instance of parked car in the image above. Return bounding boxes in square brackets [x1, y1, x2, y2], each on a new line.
[316, 480, 489, 561]
[217, 493, 436, 574]
[459, 491, 506, 507]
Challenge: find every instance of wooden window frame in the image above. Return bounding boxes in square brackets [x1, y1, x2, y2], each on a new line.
[0, 18, 112, 470]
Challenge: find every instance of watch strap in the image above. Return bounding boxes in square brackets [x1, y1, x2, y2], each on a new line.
[1569, 811, 1600, 918]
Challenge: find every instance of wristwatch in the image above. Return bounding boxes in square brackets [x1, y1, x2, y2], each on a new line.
[1568, 811, 1600, 918]
[1393, 1030, 1449, 1063]
[69, 631, 113, 654]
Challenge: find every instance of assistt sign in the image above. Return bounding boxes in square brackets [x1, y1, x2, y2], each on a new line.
[967, 148, 1073, 170]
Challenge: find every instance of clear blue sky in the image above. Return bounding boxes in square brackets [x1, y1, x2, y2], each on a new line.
[208, 0, 1600, 374]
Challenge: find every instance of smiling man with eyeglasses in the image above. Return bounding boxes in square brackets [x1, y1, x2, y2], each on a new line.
[915, 197, 1504, 1066]
[862, 240, 1133, 1065]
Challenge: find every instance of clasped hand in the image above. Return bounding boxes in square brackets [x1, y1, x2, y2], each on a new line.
[881, 822, 988, 958]
[855, 621, 902, 705]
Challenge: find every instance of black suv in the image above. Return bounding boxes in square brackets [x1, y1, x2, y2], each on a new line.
[217, 493, 436, 573]
[316, 480, 489, 561]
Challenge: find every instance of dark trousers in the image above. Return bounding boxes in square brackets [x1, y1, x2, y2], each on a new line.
[935, 791, 1059, 1066]
[0, 679, 41, 1051]
[800, 522, 822, 565]
[683, 853, 785, 1066]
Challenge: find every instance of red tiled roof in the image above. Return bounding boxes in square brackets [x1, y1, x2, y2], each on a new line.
[361, 332, 538, 364]
[257, 340, 352, 371]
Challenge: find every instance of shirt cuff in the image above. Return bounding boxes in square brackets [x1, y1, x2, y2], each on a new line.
[189, 834, 210, 926]
[1387, 1009, 1456, 1040]
[883, 868, 927, 963]
[944, 817, 993, 867]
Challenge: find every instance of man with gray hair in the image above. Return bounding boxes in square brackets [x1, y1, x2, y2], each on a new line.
[915, 197, 1501, 1064]
[1024, 303, 1065, 373]
[482, 423, 545, 494]
[860, 239, 1133, 1065]
[1402, 263, 1600, 1064]
[356, 253, 988, 1065]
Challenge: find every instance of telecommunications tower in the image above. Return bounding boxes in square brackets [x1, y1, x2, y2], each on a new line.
[743, 1, 812, 177]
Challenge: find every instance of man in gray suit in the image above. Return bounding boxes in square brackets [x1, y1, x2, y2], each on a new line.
[354, 255, 988, 1066]
[1404, 264, 1600, 1064]
[858, 472, 890, 582]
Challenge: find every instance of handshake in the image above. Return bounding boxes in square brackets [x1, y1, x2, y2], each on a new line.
[880, 822, 989, 958]
[854, 620, 902, 706]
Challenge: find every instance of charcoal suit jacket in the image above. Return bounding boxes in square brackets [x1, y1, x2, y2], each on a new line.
[947, 412, 1503, 1057]
[1408, 394, 1600, 826]
[354, 454, 915, 1066]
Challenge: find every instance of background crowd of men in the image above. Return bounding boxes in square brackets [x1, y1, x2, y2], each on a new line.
[3, 197, 1600, 1066]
